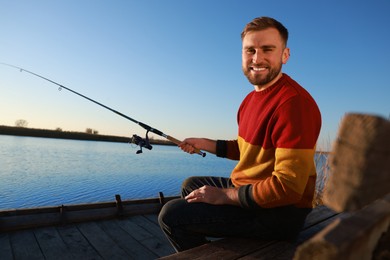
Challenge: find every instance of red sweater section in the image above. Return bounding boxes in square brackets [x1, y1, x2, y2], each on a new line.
[237, 74, 320, 149]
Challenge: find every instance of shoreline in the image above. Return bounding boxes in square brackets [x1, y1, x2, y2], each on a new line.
[0, 125, 175, 146]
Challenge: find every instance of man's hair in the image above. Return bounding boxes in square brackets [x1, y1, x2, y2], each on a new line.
[241, 17, 289, 46]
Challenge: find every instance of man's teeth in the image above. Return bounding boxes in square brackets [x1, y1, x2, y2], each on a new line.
[252, 67, 266, 71]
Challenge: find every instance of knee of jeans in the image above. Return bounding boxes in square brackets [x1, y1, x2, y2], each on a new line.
[158, 198, 184, 228]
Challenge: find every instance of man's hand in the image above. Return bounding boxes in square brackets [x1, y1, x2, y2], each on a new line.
[185, 185, 240, 206]
[179, 139, 198, 154]
[179, 138, 217, 154]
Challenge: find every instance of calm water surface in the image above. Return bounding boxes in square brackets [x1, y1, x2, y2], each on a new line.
[0, 135, 327, 210]
[0, 135, 235, 209]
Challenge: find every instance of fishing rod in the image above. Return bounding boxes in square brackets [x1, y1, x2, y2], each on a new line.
[1, 62, 206, 157]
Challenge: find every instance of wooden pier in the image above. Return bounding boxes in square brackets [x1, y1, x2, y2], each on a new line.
[0, 195, 177, 259]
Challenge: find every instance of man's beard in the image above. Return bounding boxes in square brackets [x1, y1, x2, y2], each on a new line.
[242, 63, 282, 86]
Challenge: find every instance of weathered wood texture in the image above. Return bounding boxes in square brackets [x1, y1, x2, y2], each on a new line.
[160, 206, 340, 259]
[324, 113, 390, 212]
[295, 113, 390, 259]
[0, 214, 175, 260]
[294, 194, 390, 260]
[0, 195, 179, 232]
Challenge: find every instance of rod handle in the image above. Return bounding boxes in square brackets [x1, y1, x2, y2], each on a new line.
[166, 136, 206, 157]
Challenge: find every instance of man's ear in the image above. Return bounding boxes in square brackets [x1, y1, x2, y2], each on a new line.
[282, 48, 290, 64]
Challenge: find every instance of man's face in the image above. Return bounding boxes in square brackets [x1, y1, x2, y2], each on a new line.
[242, 28, 290, 91]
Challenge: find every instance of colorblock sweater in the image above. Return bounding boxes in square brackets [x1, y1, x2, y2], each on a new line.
[217, 74, 321, 209]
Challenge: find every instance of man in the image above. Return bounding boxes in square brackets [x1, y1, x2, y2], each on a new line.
[158, 16, 321, 252]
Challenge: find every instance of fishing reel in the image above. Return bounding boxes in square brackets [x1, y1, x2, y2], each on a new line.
[130, 130, 153, 154]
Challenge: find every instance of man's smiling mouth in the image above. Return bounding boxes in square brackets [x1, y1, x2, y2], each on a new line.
[251, 67, 267, 72]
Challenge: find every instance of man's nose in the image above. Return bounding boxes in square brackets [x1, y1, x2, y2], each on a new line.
[252, 51, 261, 63]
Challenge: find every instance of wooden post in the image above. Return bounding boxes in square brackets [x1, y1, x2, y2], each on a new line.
[60, 204, 66, 224]
[323, 113, 390, 212]
[159, 192, 165, 205]
[115, 194, 124, 217]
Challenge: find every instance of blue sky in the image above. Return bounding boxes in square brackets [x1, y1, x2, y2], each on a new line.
[1, 1, 389, 151]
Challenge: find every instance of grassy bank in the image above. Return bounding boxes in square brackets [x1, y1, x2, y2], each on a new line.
[0, 125, 174, 146]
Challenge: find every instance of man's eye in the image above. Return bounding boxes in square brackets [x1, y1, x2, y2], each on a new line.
[263, 47, 274, 52]
[246, 49, 255, 54]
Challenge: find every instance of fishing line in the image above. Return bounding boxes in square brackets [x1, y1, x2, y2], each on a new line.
[1, 62, 206, 157]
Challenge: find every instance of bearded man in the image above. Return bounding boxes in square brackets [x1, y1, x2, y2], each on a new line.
[158, 16, 322, 252]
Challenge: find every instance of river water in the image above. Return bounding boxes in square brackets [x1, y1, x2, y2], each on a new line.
[0, 135, 327, 210]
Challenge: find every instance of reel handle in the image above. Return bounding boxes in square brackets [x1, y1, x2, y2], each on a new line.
[166, 136, 206, 157]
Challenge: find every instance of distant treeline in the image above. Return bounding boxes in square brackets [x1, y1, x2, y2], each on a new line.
[0, 125, 175, 146]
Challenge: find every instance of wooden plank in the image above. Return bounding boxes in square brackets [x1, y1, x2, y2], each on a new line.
[128, 215, 175, 257]
[301, 206, 337, 228]
[240, 213, 342, 259]
[122, 203, 162, 216]
[295, 213, 347, 245]
[34, 226, 74, 259]
[130, 215, 173, 242]
[0, 196, 179, 217]
[1, 208, 118, 232]
[0, 203, 115, 217]
[0, 206, 155, 232]
[195, 209, 338, 260]
[160, 237, 273, 260]
[0, 195, 180, 232]
[294, 195, 390, 260]
[144, 213, 159, 225]
[160, 206, 337, 259]
[98, 219, 158, 259]
[10, 230, 44, 260]
[0, 233, 13, 260]
[57, 224, 103, 260]
[117, 217, 156, 241]
[324, 113, 390, 212]
[77, 221, 130, 259]
[0, 212, 61, 232]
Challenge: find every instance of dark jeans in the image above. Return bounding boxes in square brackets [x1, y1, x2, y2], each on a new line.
[158, 176, 311, 252]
